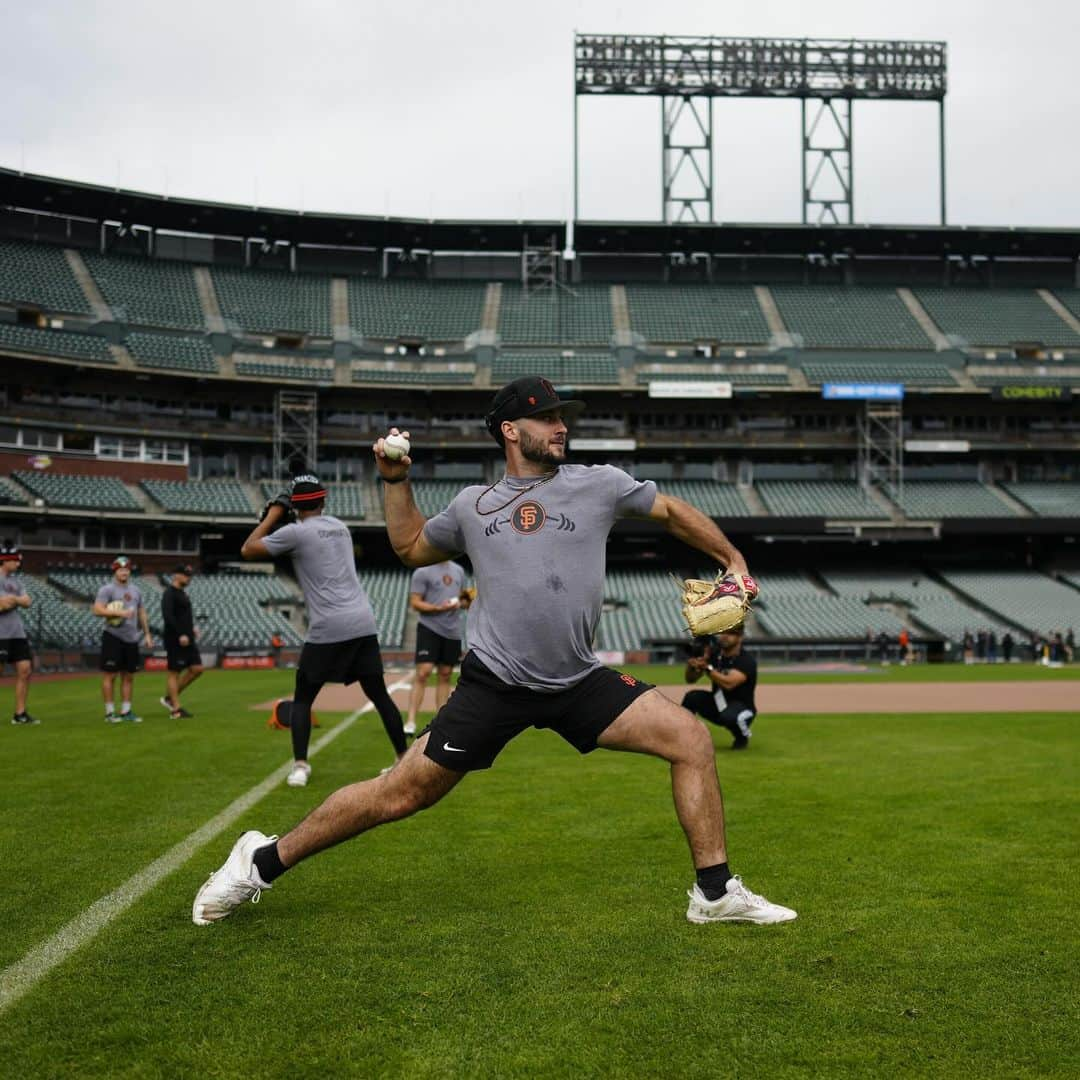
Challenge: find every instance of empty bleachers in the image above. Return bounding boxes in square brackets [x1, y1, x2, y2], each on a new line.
[772, 286, 931, 349]
[966, 364, 1080, 389]
[348, 280, 485, 340]
[914, 289, 1080, 347]
[596, 569, 693, 651]
[625, 285, 771, 344]
[940, 570, 1080, 635]
[756, 480, 889, 519]
[895, 481, 1017, 519]
[492, 352, 619, 384]
[83, 253, 204, 329]
[657, 481, 754, 518]
[211, 268, 331, 335]
[0, 478, 28, 505]
[14, 471, 141, 512]
[1002, 483, 1080, 517]
[143, 479, 254, 516]
[20, 576, 101, 648]
[259, 481, 365, 520]
[753, 571, 906, 639]
[0, 322, 114, 363]
[498, 284, 612, 346]
[126, 331, 219, 374]
[797, 352, 959, 386]
[352, 362, 476, 385]
[636, 362, 791, 386]
[357, 567, 411, 647]
[409, 480, 466, 518]
[0, 241, 91, 313]
[234, 354, 335, 382]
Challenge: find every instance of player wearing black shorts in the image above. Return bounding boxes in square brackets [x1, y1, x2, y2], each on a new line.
[682, 624, 758, 750]
[159, 563, 203, 720]
[0, 545, 38, 725]
[243, 473, 407, 787]
[194, 376, 795, 928]
[93, 556, 153, 723]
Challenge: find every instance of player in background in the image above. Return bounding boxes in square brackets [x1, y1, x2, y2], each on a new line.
[159, 562, 203, 719]
[194, 376, 794, 928]
[403, 561, 471, 736]
[682, 624, 758, 750]
[242, 473, 408, 787]
[93, 555, 153, 723]
[0, 545, 37, 725]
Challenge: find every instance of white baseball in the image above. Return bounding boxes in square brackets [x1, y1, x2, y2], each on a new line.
[383, 432, 410, 462]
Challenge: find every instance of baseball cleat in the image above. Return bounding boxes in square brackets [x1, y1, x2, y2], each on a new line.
[286, 762, 311, 787]
[686, 877, 797, 925]
[192, 830, 277, 925]
[403, 719, 416, 736]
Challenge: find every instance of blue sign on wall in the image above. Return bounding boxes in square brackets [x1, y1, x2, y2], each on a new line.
[822, 383, 905, 400]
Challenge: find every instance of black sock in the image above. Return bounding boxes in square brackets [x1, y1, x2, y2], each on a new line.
[696, 862, 733, 901]
[252, 840, 288, 884]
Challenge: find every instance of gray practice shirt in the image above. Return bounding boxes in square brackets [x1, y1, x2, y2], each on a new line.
[423, 464, 657, 692]
[0, 572, 28, 639]
[262, 514, 377, 643]
[95, 581, 144, 644]
[411, 561, 466, 639]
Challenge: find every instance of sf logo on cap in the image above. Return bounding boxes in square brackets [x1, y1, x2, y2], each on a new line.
[511, 501, 546, 534]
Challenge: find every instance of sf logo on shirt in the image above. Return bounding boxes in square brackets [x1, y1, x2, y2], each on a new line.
[511, 501, 546, 534]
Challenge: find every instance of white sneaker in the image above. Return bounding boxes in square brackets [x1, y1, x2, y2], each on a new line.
[403, 720, 416, 736]
[192, 830, 277, 926]
[159, 696, 174, 711]
[286, 762, 311, 787]
[686, 877, 797, 925]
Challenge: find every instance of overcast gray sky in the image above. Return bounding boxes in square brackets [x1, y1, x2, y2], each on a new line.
[3, 0, 1078, 227]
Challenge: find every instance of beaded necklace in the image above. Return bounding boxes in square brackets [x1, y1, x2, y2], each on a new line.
[474, 469, 559, 516]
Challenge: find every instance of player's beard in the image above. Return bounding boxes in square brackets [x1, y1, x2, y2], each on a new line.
[519, 428, 566, 468]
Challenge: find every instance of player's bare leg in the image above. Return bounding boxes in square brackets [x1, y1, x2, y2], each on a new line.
[597, 690, 726, 867]
[405, 661, 434, 734]
[435, 664, 454, 711]
[13, 659, 31, 715]
[102, 672, 116, 719]
[165, 670, 181, 709]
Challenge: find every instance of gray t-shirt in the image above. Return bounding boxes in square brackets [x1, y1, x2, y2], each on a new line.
[262, 514, 377, 643]
[0, 572, 28, 639]
[411, 561, 466, 639]
[423, 464, 657, 691]
[96, 581, 144, 644]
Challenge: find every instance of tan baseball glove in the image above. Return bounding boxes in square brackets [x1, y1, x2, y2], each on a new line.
[677, 572, 759, 636]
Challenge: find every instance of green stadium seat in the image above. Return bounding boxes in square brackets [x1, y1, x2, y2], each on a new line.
[1002, 483, 1080, 517]
[625, 285, 770, 344]
[897, 481, 1017, 518]
[0, 322, 113, 363]
[939, 570, 1079, 635]
[657, 481, 753, 517]
[0, 241, 91, 314]
[127, 332, 219, 374]
[14, 471, 141, 511]
[915, 289, 1080, 347]
[211, 268, 331, 335]
[498, 284, 612, 346]
[260, 481, 365, 520]
[83, 253, 204, 329]
[0, 478, 28, 506]
[771, 286, 930, 349]
[234, 355, 335, 382]
[142, 480, 254, 516]
[756, 480, 889, 518]
[492, 352, 619, 384]
[347, 280, 485, 340]
[797, 351, 959, 386]
[351, 363, 476, 385]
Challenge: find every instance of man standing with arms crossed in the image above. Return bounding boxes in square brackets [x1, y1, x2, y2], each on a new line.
[93, 555, 153, 723]
[0, 545, 37, 726]
[403, 560, 471, 736]
[193, 377, 795, 927]
[159, 562, 203, 720]
[241, 474, 408, 787]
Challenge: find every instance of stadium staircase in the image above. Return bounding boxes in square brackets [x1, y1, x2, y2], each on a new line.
[331, 278, 350, 341]
[63, 249, 112, 321]
[896, 288, 951, 350]
[984, 482, 1032, 517]
[193, 267, 225, 332]
[752, 286, 794, 347]
[481, 283, 502, 336]
[1038, 289, 1080, 337]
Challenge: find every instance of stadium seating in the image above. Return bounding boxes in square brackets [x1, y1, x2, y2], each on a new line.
[492, 352, 619, 384]
[756, 480, 890, 519]
[772, 286, 931, 349]
[596, 570, 693, 651]
[1003, 483, 1080, 517]
[914, 289, 1080, 347]
[357, 567, 411, 648]
[211, 268, 332, 335]
[797, 352, 959, 386]
[83, 254, 204, 329]
[939, 570, 1080, 635]
[624, 285, 771, 344]
[142, 479, 254, 516]
[126, 332, 219, 374]
[408, 481, 466, 518]
[636, 363, 791, 386]
[0, 322, 114, 363]
[0, 478, 28, 506]
[260, 481, 365, 520]
[656, 481, 754, 518]
[19, 576, 101, 648]
[234, 355, 335, 382]
[820, 569, 1015, 643]
[14, 471, 141, 511]
[1053, 289, 1080, 323]
[752, 571, 907, 639]
[894, 481, 1018, 518]
[498, 284, 612, 346]
[176, 572, 303, 650]
[347, 280, 485, 340]
[351, 363, 476, 385]
[966, 366, 1079, 388]
[0, 241, 91, 314]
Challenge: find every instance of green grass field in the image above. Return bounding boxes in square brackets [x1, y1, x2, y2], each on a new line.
[1, 668, 1077, 1078]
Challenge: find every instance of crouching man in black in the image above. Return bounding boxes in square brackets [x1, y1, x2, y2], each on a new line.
[682, 623, 758, 751]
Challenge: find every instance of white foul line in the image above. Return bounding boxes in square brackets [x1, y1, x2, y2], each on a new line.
[0, 678, 412, 1015]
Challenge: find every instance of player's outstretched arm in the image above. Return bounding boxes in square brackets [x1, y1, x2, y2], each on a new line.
[644, 493, 749, 576]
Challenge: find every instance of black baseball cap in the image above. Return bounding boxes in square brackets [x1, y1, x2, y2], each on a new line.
[173, 562, 194, 576]
[290, 473, 327, 505]
[0, 544, 21, 564]
[485, 376, 586, 447]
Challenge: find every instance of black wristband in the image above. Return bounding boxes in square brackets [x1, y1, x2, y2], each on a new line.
[381, 474, 409, 485]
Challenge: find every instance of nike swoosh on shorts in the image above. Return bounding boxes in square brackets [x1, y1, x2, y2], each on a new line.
[443, 742, 467, 752]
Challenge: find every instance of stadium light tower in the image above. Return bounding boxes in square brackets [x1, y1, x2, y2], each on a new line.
[573, 35, 948, 226]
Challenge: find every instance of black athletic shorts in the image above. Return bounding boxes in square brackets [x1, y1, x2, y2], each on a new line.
[100, 633, 140, 673]
[0, 637, 32, 665]
[298, 634, 384, 685]
[682, 689, 756, 735]
[415, 624, 462, 667]
[423, 650, 656, 772]
[165, 640, 202, 672]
